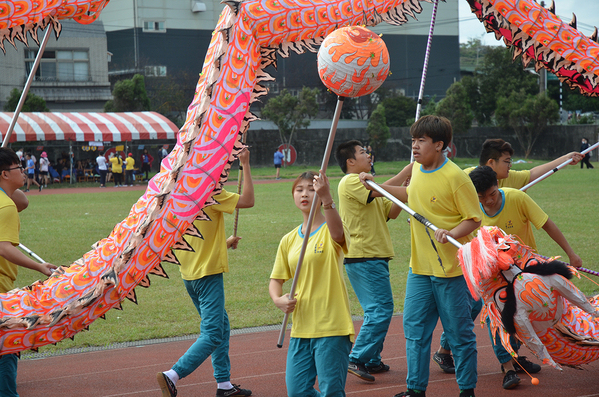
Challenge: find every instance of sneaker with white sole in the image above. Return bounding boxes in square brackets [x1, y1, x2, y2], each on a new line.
[348, 361, 375, 382]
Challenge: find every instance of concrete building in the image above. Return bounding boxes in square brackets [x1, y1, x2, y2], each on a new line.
[99, 1, 460, 104]
[0, 20, 112, 112]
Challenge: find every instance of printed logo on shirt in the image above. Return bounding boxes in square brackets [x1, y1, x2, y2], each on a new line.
[430, 196, 437, 203]
[314, 241, 324, 254]
[505, 220, 514, 229]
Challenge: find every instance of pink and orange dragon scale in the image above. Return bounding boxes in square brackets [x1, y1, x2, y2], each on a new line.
[0, 0, 598, 364]
[459, 227, 599, 369]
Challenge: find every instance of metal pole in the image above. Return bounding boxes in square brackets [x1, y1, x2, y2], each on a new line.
[519, 141, 599, 191]
[277, 96, 345, 348]
[411, 0, 440, 163]
[2, 26, 53, 148]
[233, 134, 248, 237]
[365, 179, 461, 249]
[19, 243, 46, 263]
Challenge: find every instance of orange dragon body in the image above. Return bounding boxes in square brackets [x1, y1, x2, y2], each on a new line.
[1, 0, 599, 356]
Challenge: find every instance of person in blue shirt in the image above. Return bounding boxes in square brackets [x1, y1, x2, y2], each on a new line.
[25, 154, 41, 192]
[274, 149, 285, 180]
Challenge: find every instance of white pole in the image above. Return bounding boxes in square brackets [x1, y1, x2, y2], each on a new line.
[2, 26, 54, 148]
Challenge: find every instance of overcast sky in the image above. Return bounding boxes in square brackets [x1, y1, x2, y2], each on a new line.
[459, 1, 599, 45]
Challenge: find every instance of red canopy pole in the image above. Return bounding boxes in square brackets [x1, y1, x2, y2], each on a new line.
[2, 25, 53, 148]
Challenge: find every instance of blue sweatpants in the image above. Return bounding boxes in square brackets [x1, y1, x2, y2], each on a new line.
[0, 353, 18, 397]
[404, 270, 477, 391]
[439, 294, 483, 351]
[439, 298, 519, 365]
[286, 336, 352, 397]
[172, 273, 231, 382]
[345, 259, 393, 366]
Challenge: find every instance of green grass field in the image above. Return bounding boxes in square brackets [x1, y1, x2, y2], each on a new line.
[13, 158, 599, 352]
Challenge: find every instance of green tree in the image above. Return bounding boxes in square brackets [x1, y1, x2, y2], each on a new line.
[495, 91, 559, 158]
[464, 47, 538, 125]
[366, 104, 390, 152]
[261, 87, 319, 150]
[435, 82, 473, 135]
[4, 88, 49, 112]
[381, 95, 417, 127]
[105, 74, 151, 112]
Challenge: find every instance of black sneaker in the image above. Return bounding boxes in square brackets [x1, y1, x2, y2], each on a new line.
[502, 370, 521, 389]
[432, 352, 455, 374]
[394, 389, 426, 397]
[459, 388, 475, 397]
[515, 356, 541, 374]
[366, 361, 390, 374]
[216, 384, 252, 396]
[348, 361, 375, 382]
[38, 185, 42, 192]
[156, 372, 177, 397]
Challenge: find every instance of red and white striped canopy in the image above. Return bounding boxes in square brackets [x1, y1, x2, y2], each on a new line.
[0, 112, 178, 142]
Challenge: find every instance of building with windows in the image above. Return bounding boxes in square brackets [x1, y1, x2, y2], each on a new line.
[0, 20, 112, 112]
[100, 1, 460, 111]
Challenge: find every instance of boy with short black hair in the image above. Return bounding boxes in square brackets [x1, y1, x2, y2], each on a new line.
[467, 138, 583, 189]
[361, 115, 481, 397]
[335, 140, 406, 382]
[467, 166, 581, 388]
[0, 148, 56, 397]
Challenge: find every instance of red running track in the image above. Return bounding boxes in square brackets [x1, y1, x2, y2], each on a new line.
[17, 315, 599, 397]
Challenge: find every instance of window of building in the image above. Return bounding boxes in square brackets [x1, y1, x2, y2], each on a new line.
[145, 65, 167, 77]
[143, 21, 166, 32]
[25, 49, 90, 82]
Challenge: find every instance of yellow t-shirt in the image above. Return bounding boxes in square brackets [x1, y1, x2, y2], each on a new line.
[481, 188, 548, 251]
[0, 192, 20, 293]
[338, 173, 394, 259]
[407, 159, 482, 277]
[174, 190, 239, 280]
[271, 222, 355, 341]
[125, 156, 135, 171]
[109, 157, 123, 173]
[464, 166, 531, 189]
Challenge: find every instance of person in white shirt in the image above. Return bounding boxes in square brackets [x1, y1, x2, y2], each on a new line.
[96, 151, 108, 188]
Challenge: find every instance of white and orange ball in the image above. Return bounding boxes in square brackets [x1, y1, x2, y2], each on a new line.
[317, 26, 390, 98]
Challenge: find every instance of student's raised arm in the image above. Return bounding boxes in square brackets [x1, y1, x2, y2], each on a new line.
[529, 152, 584, 182]
[236, 148, 255, 209]
[314, 170, 345, 245]
[541, 218, 582, 268]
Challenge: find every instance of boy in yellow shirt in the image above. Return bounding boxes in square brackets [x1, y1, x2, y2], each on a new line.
[124, 153, 135, 186]
[335, 140, 405, 382]
[156, 149, 254, 397]
[466, 165, 581, 389]
[362, 115, 481, 397]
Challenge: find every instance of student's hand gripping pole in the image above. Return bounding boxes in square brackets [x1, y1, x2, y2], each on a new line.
[365, 180, 462, 250]
[520, 141, 599, 191]
[277, 96, 345, 348]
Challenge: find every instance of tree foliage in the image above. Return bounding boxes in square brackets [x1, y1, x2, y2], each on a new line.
[4, 88, 49, 112]
[435, 82, 473, 135]
[495, 91, 559, 158]
[463, 47, 538, 125]
[366, 103, 390, 151]
[381, 95, 417, 127]
[146, 72, 196, 127]
[261, 87, 319, 149]
[105, 74, 151, 112]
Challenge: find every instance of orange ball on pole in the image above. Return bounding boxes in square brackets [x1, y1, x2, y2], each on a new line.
[317, 26, 390, 98]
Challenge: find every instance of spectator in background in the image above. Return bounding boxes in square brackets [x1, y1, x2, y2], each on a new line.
[141, 149, 153, 181]
[39, 152, 49, 188]
[366, 145, 376, 176]
[274, 149, 284, 180]
[96, 151, 107, 188]
[160, 146, 169, 161]
[580, 137, 594, 169]
[125, 153, 135, 186]
[24, 154, 41, 192]
[109, 152, 124, 187]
